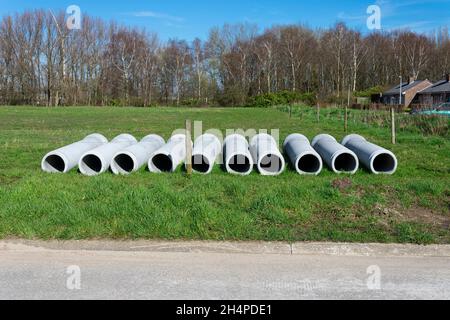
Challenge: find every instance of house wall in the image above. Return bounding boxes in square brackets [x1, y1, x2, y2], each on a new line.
[382, 95, 400, 105]
[418, 93, 450, 106]
[404, 81, 433, 107]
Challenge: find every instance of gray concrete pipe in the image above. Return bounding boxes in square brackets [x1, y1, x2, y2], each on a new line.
[79, 134, 137, 176]
[42, 134, 108, 173]
[149, 134, 193, 173]
[111, 135, 165, 175]
[341, 134, 398, 174]
[312, 134, 359, 174]
[223, 134, 254, 176]
[190, 134, 222, 175]
[250, 133, 285, 176]
[283, 134, 323, 175]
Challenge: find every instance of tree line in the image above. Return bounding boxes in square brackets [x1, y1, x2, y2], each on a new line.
[0, 9, 449, 107]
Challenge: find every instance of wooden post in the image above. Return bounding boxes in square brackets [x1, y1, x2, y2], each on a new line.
[345, 88, 350, 132]
[185, 119, 193, 176]
[316, 103, 320, 123]
[289, 105, 292, 119]
[391, 107, 396, 145]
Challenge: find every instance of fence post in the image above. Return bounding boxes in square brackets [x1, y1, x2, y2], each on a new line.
[289, 105, 292, 119]
[345, 87, 350, 132]
[185, 119, 193, 176]
[391, 107, 396, 145]
[316, 103, 320, 123]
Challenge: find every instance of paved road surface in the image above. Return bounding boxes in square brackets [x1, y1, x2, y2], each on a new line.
[0, 240, 449, 300]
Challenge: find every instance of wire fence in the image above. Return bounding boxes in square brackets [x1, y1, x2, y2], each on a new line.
[278, 104, 449, 138]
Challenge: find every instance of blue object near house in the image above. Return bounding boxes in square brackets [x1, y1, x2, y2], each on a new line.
[411, 103, 450, 117]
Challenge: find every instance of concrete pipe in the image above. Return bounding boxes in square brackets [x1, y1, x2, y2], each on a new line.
[111, 135, 165, 175]
[42, 133, 108, 173]
[250, 133, 285, 176]
[223, 134, 254, 176]
[190, 134, 222, 175]
[79, 134, 137, 176]
[283, 134, 323, 175]
[149, 134, 192, 173]
[311, 134, 359, 174]
[341, 134, 398, 175]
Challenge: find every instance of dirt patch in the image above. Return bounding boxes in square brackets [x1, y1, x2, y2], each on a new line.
[331, 178, 352, 192]
[403, 207, 450, 229]
[374, 204, 450, 229]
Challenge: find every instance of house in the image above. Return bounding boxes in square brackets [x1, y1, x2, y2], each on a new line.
[380, 78, 433, 108]
[416, 75, 450, 106]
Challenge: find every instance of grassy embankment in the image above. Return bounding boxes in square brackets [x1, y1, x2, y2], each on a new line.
[0, 106, 448, 243]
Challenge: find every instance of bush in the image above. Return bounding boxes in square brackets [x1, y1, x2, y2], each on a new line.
[246, 91, 316, 108]
[180, 98, 203, 107]
[354, 86, 385, 98]
[216, 87, 247, 107]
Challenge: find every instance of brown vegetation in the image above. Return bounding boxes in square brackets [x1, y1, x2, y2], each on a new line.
[0, 10, 449, 106]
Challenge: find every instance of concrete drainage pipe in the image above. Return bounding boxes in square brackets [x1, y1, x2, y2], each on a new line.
[250, 133, 285, 176]
[283, 134, 323, 175]
[341, 134, 398, 175]
[111, 135, 165, 175]
[42, 133, 108, 173]
[312, 134, 359, 174]
[223, 134, 254, 176]
[79, 134, 137, 176]
[149, 134, 192, 173]
[190, 134, 222, 175]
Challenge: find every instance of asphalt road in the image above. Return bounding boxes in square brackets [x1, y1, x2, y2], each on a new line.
[0, 240, 449, 300]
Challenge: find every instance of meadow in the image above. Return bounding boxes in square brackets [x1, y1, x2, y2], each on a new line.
[0, 106, 448, 243]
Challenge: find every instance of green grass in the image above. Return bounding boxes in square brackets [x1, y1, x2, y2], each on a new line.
[0, 106, 449, 244]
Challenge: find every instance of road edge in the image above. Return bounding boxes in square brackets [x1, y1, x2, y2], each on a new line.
[1, 239, 450, 257]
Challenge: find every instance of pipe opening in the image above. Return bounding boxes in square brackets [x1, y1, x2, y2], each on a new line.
[259, 154, 283, 174]
[229, 155, 251, 174]
[152, 154, 173, 172]
[192, 155, 210, 174]
[373, 153, 396, 173]
[43, 155, 66, 173]
[297, 154, 321, 174]
[113, 154, 135, 174]
[334, 153, 358, 172]
[80, 154, 102, 175]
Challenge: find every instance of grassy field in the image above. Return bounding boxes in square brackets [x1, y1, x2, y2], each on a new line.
[0, 106, 449, 244]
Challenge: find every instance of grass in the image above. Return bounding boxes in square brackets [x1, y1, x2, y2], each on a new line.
[0, 105, 449, 244]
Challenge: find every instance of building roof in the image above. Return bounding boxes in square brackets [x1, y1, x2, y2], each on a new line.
[383, 80, 427, 95]
[420, 80, 450, 94]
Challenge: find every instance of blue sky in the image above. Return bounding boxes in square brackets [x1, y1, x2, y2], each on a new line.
[0, 0, 449, 40]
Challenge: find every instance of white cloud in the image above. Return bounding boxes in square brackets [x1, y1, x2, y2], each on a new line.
[132, 11, 184, 23]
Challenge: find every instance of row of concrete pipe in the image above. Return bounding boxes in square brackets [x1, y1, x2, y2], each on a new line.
[42, 133, 398, 176]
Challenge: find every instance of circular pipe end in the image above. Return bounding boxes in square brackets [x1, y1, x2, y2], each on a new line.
[79, 153, 105, 176]
[149, 153, 175, 173]
[331, 151, 359, 174]
[257, 153, 285, 176]
[295, 152, 323, 175]
[225, 153, 254, 176]
[41, 152, 68, 173]
[370, 151, 398, 175]
[191, 154, 213, 175]
[111, 152, 138, 175]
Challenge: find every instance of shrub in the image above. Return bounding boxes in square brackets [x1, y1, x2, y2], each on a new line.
[354, 86, 385, 98]
[246, 91, 316, 108]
